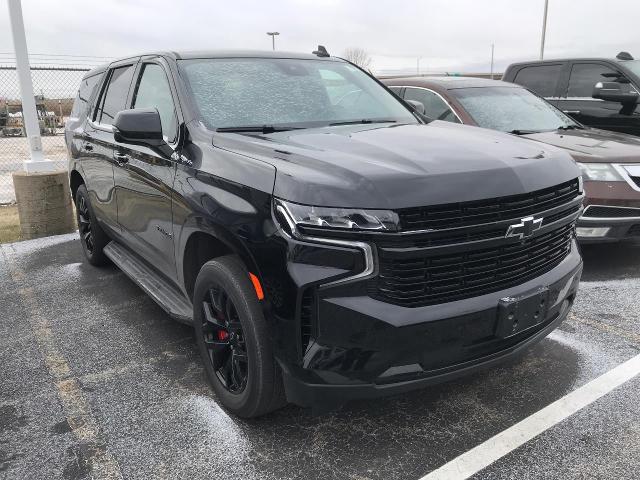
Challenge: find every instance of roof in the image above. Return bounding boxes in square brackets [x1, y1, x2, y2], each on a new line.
[506, 57, 629, 68]
[382, 76, 519, 90]
[83, 49, 342, 79]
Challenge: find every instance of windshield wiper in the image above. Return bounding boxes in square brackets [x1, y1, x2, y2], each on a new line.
[557, 125, 584, 131]
[329, 119, 398, 126]
[508, 129, 540, 135]
[216, 125, 304, 134]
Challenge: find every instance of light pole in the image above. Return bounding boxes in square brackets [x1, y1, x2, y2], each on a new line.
[540, 0, 549, 60]
[490, 43, 495, 79]
[266, 32, 280, 51]
[7, 0, 51, 172]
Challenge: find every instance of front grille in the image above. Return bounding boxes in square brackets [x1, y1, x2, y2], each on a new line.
[397, 178, 580, 231]
[583, 205, 640, 218]
[371, 223, 574, 307]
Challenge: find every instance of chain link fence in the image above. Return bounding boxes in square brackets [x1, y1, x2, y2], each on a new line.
[0, 66, 90, 204]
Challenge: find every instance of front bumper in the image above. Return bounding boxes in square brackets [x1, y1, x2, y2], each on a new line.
[276, 239, 582, 409]
[577, 180, 640, 243]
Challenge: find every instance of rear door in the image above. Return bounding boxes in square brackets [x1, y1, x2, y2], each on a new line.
[559, 61, 640, 135]
[83, 60, 138, 231]
[112, 58, 180, 279]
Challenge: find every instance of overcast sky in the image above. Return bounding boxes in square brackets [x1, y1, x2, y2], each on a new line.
[2, 0, 640, 74]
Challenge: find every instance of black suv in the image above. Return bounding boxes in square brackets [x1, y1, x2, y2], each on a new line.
[503, 53, 640, 136]
[66, 50, 583, 417]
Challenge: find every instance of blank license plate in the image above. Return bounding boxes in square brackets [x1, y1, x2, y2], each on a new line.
[495, 287, 549, 339]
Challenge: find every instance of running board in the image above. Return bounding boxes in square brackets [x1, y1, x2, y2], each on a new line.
[104, 241, 193, 324]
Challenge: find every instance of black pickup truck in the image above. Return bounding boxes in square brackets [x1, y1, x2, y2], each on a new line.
[66, 49, 583, 417]
[503, 52, 640, 136]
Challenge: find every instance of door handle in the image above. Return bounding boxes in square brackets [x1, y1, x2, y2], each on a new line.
[114, 152, 130, 165]
[563, 110, 581, 114]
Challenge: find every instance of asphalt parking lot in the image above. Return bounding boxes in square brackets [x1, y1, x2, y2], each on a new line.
[1, 234, 639, 480]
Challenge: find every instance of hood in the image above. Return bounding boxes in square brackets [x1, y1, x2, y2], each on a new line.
[522, 128, 640, 164]
[212, 121, 580, 209]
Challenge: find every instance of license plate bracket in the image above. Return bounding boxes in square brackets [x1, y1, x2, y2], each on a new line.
[495, 287, 549, 339]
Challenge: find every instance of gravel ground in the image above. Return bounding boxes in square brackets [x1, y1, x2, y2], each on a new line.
[0, 236, 638, 480]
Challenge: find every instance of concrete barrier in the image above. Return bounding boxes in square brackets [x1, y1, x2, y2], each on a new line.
[12, 170, 75, 239]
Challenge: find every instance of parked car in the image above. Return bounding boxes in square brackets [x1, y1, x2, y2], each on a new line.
[503, 52, 640, 137]
[382, 76, 640, 243]
[66, 50, 583, 417]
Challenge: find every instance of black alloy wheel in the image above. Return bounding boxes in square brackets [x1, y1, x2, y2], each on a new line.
[193, 255, 286, 417]
[201, 284, 249, 394]
[77, 195, 94, 254]
[74, 184, 110, 266]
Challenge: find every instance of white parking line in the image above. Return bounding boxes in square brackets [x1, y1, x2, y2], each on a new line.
[419, 353, 640, 480]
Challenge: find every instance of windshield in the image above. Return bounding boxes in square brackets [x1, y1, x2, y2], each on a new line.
[619, 59, 640, 80]
[178, 58, 417, 129]
[451, 86, 577, 133]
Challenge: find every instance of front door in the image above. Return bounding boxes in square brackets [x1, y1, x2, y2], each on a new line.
[556, 62, 640, 136]
[83, 62, 138, 232]
[113, 60, 180, 280]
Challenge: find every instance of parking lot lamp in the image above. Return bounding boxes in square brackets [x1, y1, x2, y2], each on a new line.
[266, 32, 280, 51]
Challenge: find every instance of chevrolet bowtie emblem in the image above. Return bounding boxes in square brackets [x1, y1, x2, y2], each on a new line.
[505, 216, 543, 239]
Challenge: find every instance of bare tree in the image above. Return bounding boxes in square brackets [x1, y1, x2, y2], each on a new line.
[342, 47, 373, 71]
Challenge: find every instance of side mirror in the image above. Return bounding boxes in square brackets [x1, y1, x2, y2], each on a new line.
[405, 100, 426, 115]
[113, 108, 166, 148]
[592, 81, 639, 105]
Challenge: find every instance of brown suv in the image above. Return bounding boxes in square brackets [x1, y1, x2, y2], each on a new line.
[382, 76, 640, 242]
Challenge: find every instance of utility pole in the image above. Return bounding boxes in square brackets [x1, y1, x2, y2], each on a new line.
[7, 0, 51, 172]
[540, 0, 549, 60]
[490, 44, 495, 79]
[266, 32, 280, 51]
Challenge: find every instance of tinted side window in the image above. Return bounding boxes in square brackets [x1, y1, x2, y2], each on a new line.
[388, 86, 403, 97]
[566, 63, 619, 97]
[132, 63, 177, 142]
[94, 65, 135, 126]
[513, 64, 562, 97]
[404, 87, 459, 123]
[70, 74, 101, 120]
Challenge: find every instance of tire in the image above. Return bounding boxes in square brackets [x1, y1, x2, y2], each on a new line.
[75, 184, 110, 266]
[193, 255, 286, 418]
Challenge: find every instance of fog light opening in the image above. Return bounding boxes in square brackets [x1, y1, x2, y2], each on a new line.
[576, 227, 611, 238]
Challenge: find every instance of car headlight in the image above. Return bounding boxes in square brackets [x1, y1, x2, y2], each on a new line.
[275, 199, 399, 234]
[577, 162, 622, 182]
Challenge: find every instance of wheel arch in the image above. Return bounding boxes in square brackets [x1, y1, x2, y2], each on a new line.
[69, 169, 85, 204]
[181, 229, 261, 302]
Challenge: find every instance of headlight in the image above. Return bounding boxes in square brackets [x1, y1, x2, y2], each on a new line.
[275, 199, 399, 233]
[577, 162, 622, 182]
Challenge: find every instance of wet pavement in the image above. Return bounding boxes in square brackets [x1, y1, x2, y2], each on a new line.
[1, 235, 639, 480]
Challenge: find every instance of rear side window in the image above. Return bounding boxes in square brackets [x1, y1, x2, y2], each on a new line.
[566, 63, 619, 98]
[94, 65, 135, 125]
[404, 87, 459, 123]
[70, 74, 101, 120]
[513, 64, 562, 97]
[131, 63, 178, 142]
